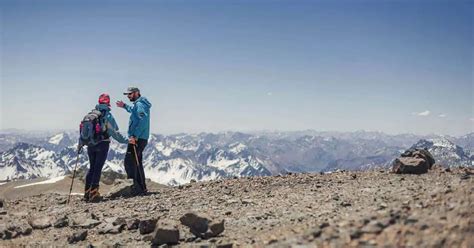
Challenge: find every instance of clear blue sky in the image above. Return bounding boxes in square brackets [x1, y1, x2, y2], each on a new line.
[1, 0, 472, 136]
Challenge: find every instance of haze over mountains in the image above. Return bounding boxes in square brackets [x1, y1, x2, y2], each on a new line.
[0, 130, 473, 185]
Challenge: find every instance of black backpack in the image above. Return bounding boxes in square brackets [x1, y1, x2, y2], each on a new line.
[79, 109, 109, 146]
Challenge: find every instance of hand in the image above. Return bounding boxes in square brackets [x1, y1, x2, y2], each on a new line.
[77, 144, 84, 153]
[116, 100, 125, 108]
[129, 137, 137, 145]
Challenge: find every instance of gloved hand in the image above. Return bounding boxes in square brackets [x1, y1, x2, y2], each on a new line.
[77, 144, 84, 154]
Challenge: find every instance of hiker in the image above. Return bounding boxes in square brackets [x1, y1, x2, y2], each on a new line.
[79, 94, 128, 202]
[116, 86, 152, 195]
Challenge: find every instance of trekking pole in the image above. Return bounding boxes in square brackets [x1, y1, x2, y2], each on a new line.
[67, 147, 82, 204]
[132, 145, 140, 167]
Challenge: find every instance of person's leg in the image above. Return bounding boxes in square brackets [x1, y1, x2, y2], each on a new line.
[91, 142, 110, 187]
[136, 139, 148, 193]
[124, 144, 135, 179]
[84, 146, 96, 200]
[89, 142, 110, 202]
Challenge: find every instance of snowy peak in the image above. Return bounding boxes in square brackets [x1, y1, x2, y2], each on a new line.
[0, 142, 66, 181]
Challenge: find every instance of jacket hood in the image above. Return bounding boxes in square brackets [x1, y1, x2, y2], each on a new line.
[95, 104, 111, 112]
[136, 97, 152, 109]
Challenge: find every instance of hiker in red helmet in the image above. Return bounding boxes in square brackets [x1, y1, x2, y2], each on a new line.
[78, 94, 128, 202]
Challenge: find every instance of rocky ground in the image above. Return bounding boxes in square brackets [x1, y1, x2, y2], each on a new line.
[0, 166, 473, 247]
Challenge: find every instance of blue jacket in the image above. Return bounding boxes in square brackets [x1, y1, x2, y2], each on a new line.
[96, 104, 128, 144]
[122, 97, 152, 140]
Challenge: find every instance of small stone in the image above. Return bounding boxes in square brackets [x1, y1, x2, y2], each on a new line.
[208, 219, 225, 237]
[319, 222, 330, 229]
[217, 244, 233, 248]
[307, 227, 322, 238]
[361, 221, 383, 234]
[139, 219, 157, 235]
[340, 202, 352, 207]
[405, 216, 418, 224]
[127, 219, 140, 230]
[349, 228, 363, 239]
[180, 212, 209, 235]
[53, 216, 69, 228]
[98, 223, 123, 234]
[68, 230, 88, 244]
[142, 235, 153, 242]
[420, 224, 429, 230]
[77, 219, 102, 229]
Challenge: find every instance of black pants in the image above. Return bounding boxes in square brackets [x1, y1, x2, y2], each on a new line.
[124, 139, 148, 193]
[86, 141, 110, 187]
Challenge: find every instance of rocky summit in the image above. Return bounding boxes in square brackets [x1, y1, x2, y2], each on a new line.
[0, 167, 473, 247]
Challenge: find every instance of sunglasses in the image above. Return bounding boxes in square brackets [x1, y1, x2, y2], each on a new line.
[127, 92, 134, 96]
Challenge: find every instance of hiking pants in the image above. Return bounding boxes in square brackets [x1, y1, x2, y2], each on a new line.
[86, 141, 110, 187]
[124, 139, 148, 192]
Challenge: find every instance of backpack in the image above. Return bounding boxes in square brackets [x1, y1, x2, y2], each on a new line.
[79, 109, 109, 146]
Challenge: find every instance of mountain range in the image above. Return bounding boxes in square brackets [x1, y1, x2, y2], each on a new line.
[0, 130, 472, 185]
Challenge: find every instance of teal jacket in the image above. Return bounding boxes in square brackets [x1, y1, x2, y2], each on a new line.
[96, 104, 128, 144]
[122, 97, 152, 140]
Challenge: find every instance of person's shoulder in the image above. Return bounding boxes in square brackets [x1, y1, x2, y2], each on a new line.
[105, 111, 115, 120]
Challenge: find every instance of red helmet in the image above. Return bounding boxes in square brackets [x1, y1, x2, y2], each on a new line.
[98, 93, 110, 106]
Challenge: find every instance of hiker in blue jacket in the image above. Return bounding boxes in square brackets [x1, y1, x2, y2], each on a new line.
[116, 86, 152, 195]
[80, 94, 128, 202]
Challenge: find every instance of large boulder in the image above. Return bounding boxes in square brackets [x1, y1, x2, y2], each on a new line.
[401, 148, 435, 169]
[392, 157, 429, 174]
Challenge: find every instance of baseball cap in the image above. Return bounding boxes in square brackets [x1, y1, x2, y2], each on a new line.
[123, 86, 140, 95]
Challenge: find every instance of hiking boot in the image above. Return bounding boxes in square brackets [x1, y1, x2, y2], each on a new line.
[83, 185, 91, 202]
[88, 186, 102, 203]
[131, 185, 146, 196]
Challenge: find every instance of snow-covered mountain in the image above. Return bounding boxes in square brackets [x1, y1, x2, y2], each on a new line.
[0, 143, 68, 180]
[0, 131, 472, 185]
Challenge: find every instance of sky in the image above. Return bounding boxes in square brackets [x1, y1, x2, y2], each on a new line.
[1, 0, 473, 136]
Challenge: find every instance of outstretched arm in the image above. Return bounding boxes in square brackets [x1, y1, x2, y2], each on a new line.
[106, 113, 129, 144]
[116, 101, 132, 113]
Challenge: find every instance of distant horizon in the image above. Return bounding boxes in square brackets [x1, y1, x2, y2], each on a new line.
[1, 127, 472, 138]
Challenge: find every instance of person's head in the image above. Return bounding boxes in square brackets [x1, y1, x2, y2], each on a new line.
[98, 93, 111, 106]
[123, 87, 141, 102]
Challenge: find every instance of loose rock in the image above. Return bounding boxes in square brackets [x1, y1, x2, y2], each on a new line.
[139, 219, 157, 235]
[28, 215, 52, 229]
[68, 230, 88, 244]
[151, 220, 180, 245]
[53, 216, 69, 228]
